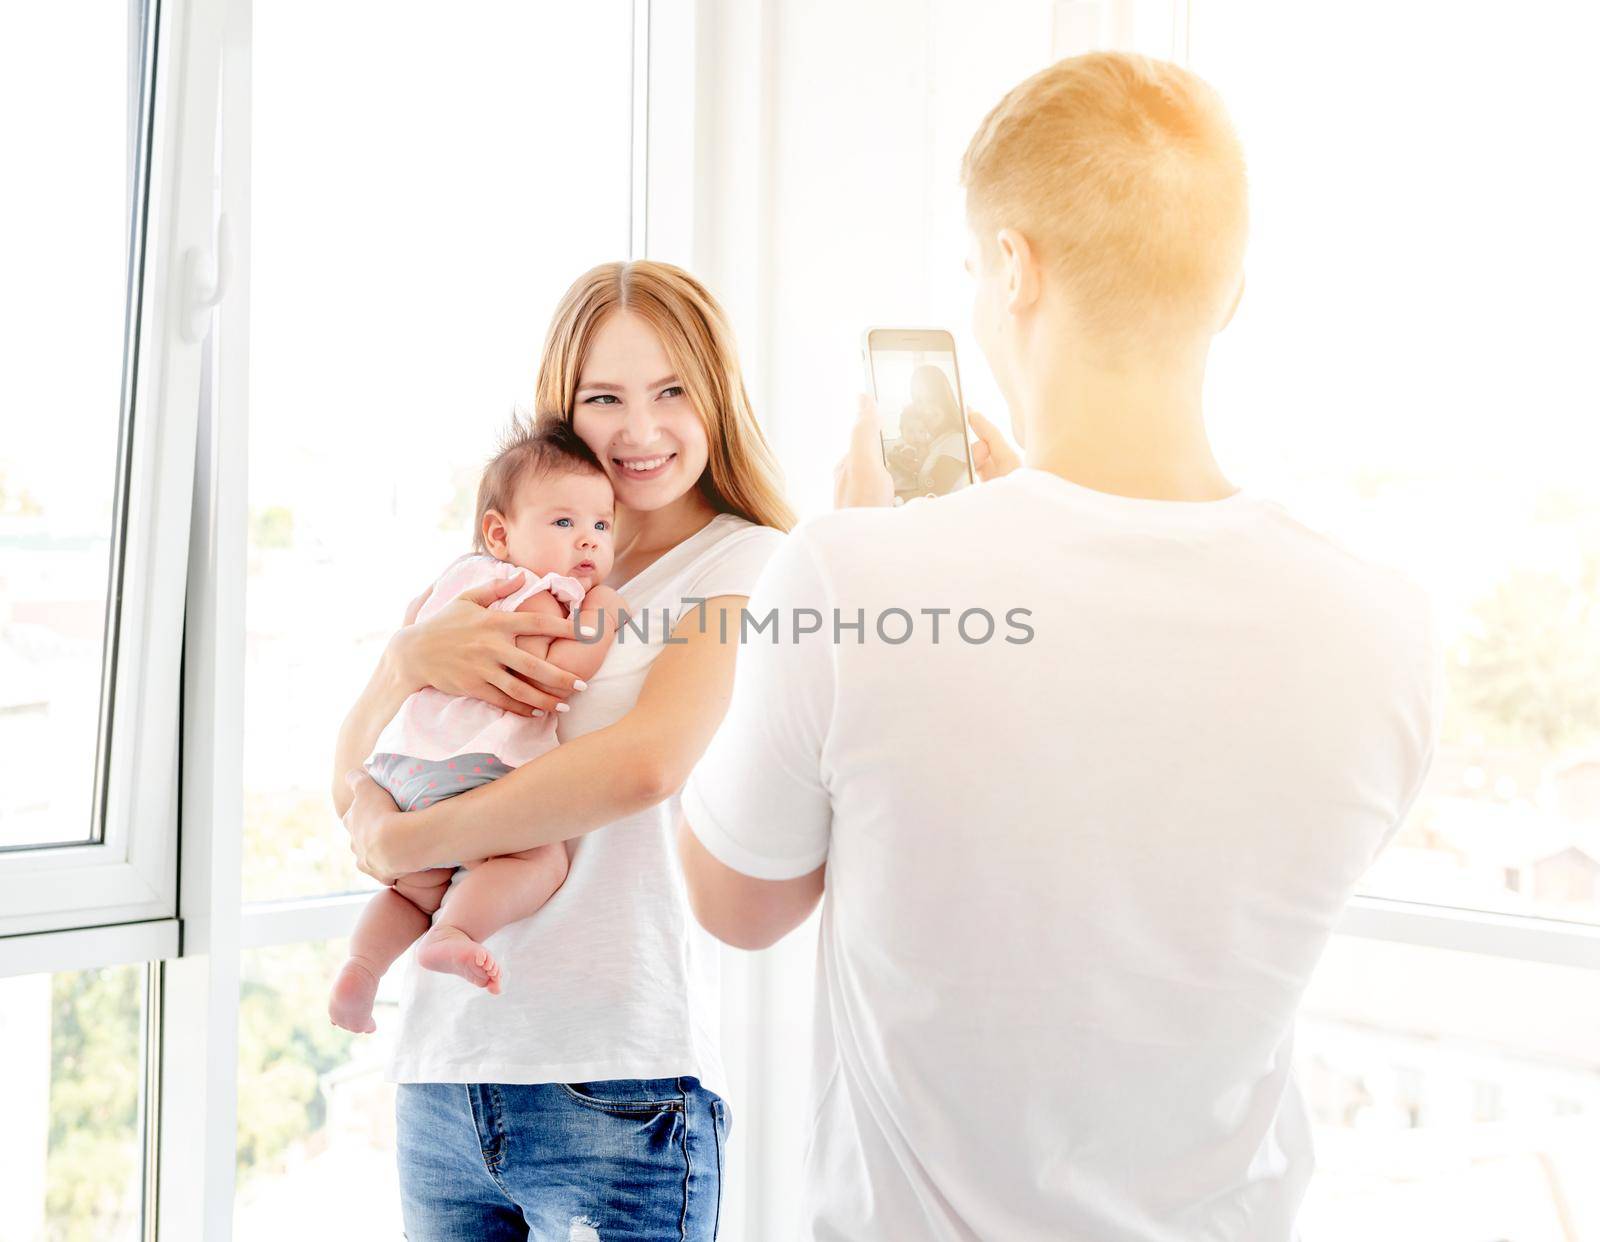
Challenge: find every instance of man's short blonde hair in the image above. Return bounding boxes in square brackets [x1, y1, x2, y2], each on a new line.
[961, 51, 1248, 344]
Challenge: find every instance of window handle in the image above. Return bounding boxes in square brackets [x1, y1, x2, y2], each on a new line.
[181, 212, 233, 343]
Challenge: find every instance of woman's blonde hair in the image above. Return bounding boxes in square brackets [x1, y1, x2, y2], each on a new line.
[534, 261, 796, 533]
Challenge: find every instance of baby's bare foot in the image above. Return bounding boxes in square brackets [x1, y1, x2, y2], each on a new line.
[329, 960, 380, 1033]
[418, 925, 502, 995]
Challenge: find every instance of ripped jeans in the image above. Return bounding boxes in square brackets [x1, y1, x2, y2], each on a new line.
[396, 1078, 730, 1241]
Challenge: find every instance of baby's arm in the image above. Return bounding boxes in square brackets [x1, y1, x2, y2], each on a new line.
[544, 585, 625, 684]
[510, 584, 621, 685]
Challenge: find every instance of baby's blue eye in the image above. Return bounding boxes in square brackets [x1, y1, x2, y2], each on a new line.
[595, 520, 609, 532]
[554, 517, 573, 527]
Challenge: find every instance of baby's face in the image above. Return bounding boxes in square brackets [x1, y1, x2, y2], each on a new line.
[498, 468, 617, 593]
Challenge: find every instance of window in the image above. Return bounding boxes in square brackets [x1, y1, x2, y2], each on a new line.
[3, 3, 646, 1237]
[243, 0, 634, 904]
[233, 940, 401, 1239]
[230, 0, 642, 1230]
[0, 964, 150, 1242]
[1190, 0, 1600, 925]
[0, 0, 200, 940]
[0, 7, 139, 853]
[1296, 937, 1600, 1239]
[6, 3, 1596, 1238]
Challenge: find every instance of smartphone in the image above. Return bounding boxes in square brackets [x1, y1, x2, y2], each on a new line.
[862, 328, 976, 505]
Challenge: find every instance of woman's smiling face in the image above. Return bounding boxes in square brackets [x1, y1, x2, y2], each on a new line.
[571, 310, 710, 513]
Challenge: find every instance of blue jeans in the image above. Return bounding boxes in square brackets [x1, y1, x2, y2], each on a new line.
[396, 1078, 731, 1241]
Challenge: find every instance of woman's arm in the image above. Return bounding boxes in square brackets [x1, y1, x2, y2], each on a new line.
[331, 650, 418, 819]
[343, 594, 747, 881]
[330, 573, 585, 819]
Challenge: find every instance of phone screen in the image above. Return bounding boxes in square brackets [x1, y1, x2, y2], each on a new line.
[867, 333, 973, 505]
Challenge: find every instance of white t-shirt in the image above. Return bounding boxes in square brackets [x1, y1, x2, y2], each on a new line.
[682, 468, 1441, 1241]
[389, 512, 785, 1089]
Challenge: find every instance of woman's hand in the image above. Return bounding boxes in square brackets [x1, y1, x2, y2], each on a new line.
[967, 408, 1022, 480]
[389, 575, 586, 716]
[342, 771, 413, 884]
[833, 395, 895, 508]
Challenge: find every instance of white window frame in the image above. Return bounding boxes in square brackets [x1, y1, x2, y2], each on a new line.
[0, 0, 223, 941]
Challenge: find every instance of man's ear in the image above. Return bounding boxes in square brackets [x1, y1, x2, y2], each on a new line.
[995, 227, 1042, 315]
[482, 509, 511, 558]
[1218, 270, 1246, 333]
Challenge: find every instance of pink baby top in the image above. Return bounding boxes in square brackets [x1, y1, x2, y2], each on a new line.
[368, 554, 588, 770]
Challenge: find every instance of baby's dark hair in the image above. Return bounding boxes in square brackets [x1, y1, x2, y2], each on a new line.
[472, 416, 608, 554]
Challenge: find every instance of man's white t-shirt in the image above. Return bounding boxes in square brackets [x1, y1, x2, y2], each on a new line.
[389, 512, 784, 1089]
[682, 469, 1440, 1241]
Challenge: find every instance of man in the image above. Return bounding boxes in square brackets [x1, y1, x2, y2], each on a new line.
[677, 51, 1439, 1240]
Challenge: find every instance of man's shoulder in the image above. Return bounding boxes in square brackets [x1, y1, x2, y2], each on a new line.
[1255, 499, 1430, 613]
[792, 492, 972, 551]
[783, 486, 1039, 602]
[792, 505, 903, 544]
[1248, 502, 1436, 688]
[785, 506, 922, 583]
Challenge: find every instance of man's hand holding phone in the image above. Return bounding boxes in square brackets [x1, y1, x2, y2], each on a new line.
[834, 395, 1021, 509]
[833, 394, 895, 508]
[966, 409, 1022, 481]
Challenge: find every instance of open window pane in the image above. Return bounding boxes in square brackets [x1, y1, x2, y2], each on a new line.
[0, 3, 149, 851]
[1192, 2, 1600, 923]
[234, 939, 402, 1239]
[243, 0, 634, 902]
[0, 964, 148, 1242]
[1297, 936, 1600, 1239]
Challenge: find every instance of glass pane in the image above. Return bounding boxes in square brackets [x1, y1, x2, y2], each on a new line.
[1297, 936, 1600, 1239]
[234, 940, 402, 1238]
[0, 964, 147, 1242]
[0, 4, 149, 849]
[1192, 3, 1600, 922]
[242, 1, 634, 902]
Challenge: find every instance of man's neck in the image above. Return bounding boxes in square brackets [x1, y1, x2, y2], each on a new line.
[1019, 341, 1237, 503]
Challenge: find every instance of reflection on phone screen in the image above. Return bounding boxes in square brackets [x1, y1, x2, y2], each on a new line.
[872, 349, 972, 503]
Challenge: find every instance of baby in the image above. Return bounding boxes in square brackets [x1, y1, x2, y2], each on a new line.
[329, 418, 624, 1033]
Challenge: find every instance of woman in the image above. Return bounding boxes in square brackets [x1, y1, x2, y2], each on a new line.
[333, 260, 795, 1241]
[905, 365, 972, 495]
